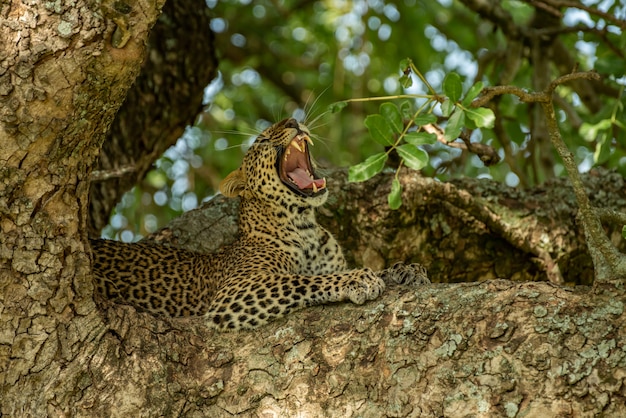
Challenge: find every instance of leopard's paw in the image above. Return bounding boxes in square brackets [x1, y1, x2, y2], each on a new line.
[343, 268, 386, 305]
[378, 262, 429, 286]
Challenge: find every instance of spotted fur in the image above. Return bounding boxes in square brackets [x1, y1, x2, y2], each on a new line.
[91, 118, 429, 330]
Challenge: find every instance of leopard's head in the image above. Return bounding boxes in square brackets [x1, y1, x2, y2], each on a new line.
[219, 118, 328, 207]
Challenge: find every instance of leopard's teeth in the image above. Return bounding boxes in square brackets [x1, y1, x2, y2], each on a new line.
[304, 136, 314, 146]
[312, 182, 318, 193]
[290, 139, 303, 153]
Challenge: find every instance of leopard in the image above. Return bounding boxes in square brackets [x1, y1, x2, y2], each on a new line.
[91, 118, 429, 330]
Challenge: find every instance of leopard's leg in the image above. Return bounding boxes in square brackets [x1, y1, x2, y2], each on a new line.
[377, 262, 430, 286]
[205, 268, 385, 330]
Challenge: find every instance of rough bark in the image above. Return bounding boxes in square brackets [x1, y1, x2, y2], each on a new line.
[0, 0, 163, 414]
[86, 279, 625, 417]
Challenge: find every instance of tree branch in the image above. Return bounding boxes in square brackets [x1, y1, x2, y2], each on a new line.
[526, 0, 626, 28]
[474, 70, 626, 283]
[421, 124, 501, 166]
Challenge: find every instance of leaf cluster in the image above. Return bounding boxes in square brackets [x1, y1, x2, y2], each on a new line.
[342, 60, 495, 208]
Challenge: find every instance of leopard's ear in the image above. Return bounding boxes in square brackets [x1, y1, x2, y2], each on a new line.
[219, 168, 246, 197]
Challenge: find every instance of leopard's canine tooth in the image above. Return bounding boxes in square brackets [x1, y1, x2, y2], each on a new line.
[290, 138, 304, 153]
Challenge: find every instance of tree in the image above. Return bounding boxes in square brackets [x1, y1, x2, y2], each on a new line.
[2, 0, 626, 416]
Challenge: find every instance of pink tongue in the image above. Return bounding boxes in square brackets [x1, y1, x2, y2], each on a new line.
[288, 168, 325, 190]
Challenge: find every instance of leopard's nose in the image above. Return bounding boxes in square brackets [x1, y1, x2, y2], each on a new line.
[284, 118, 299, 129]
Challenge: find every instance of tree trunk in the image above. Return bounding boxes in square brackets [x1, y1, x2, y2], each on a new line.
[2, 1, 626, 416]
[0, 0, 164, 414]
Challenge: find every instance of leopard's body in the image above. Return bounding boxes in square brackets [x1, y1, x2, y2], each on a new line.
[92, 118, 428, 330]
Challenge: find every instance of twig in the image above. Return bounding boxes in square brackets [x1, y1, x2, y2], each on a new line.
[597, 208, 626, 228]
[90, 166, 136, 182]
[533, 0, 626, 29]
[422, 124, 501, 166]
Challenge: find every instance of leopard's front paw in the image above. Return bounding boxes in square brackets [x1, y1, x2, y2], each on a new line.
[378, 262, 430, 286]
[343, 268, 386, 305]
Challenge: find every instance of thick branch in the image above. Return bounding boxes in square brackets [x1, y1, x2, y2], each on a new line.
[83, 278, 626, 417]
[152, 169, 626, 286]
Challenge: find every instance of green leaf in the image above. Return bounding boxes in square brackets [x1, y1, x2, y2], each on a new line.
[399, 58, 412, 71]
[329, 101, 348, 113]
[364, 114, 395, 146]
[399, 74, 413, 88]
[405, 131, 436, 145]
[622, 225, 626, 240]
[396, 144, 429, 170]
[580, 119, 612, 141]
[464, 107, 495, 129]
[444, 109, 465, 142]
[462, 81, 484, 107]
[388, 178, 402, 210]
[464, 114, 477, 131]
[593, 132, 611, 165]
[348, 152, 388, 182]
[399, 101, 412, 120]
[412, 113, 438, 126]
[443, 72, 463, 103]
[380, 102, 404, 133]
[441, 99, 455, 117]
[399, 59, 414, 88]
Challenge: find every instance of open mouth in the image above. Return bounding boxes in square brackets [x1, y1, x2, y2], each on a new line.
[278, 133, 327, 197]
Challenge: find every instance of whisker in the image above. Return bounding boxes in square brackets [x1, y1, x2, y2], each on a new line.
[209, 129, 259, 137]
[301, 91, 315, 122]
[304, 84, 332, 125]
[308, 133, 334, 156]
[307, 110, 332, 131]
[215, 143, 249, 151]
[272, 104, 285, 125]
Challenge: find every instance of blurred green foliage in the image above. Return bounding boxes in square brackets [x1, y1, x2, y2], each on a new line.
[103, 0, 625, 241]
